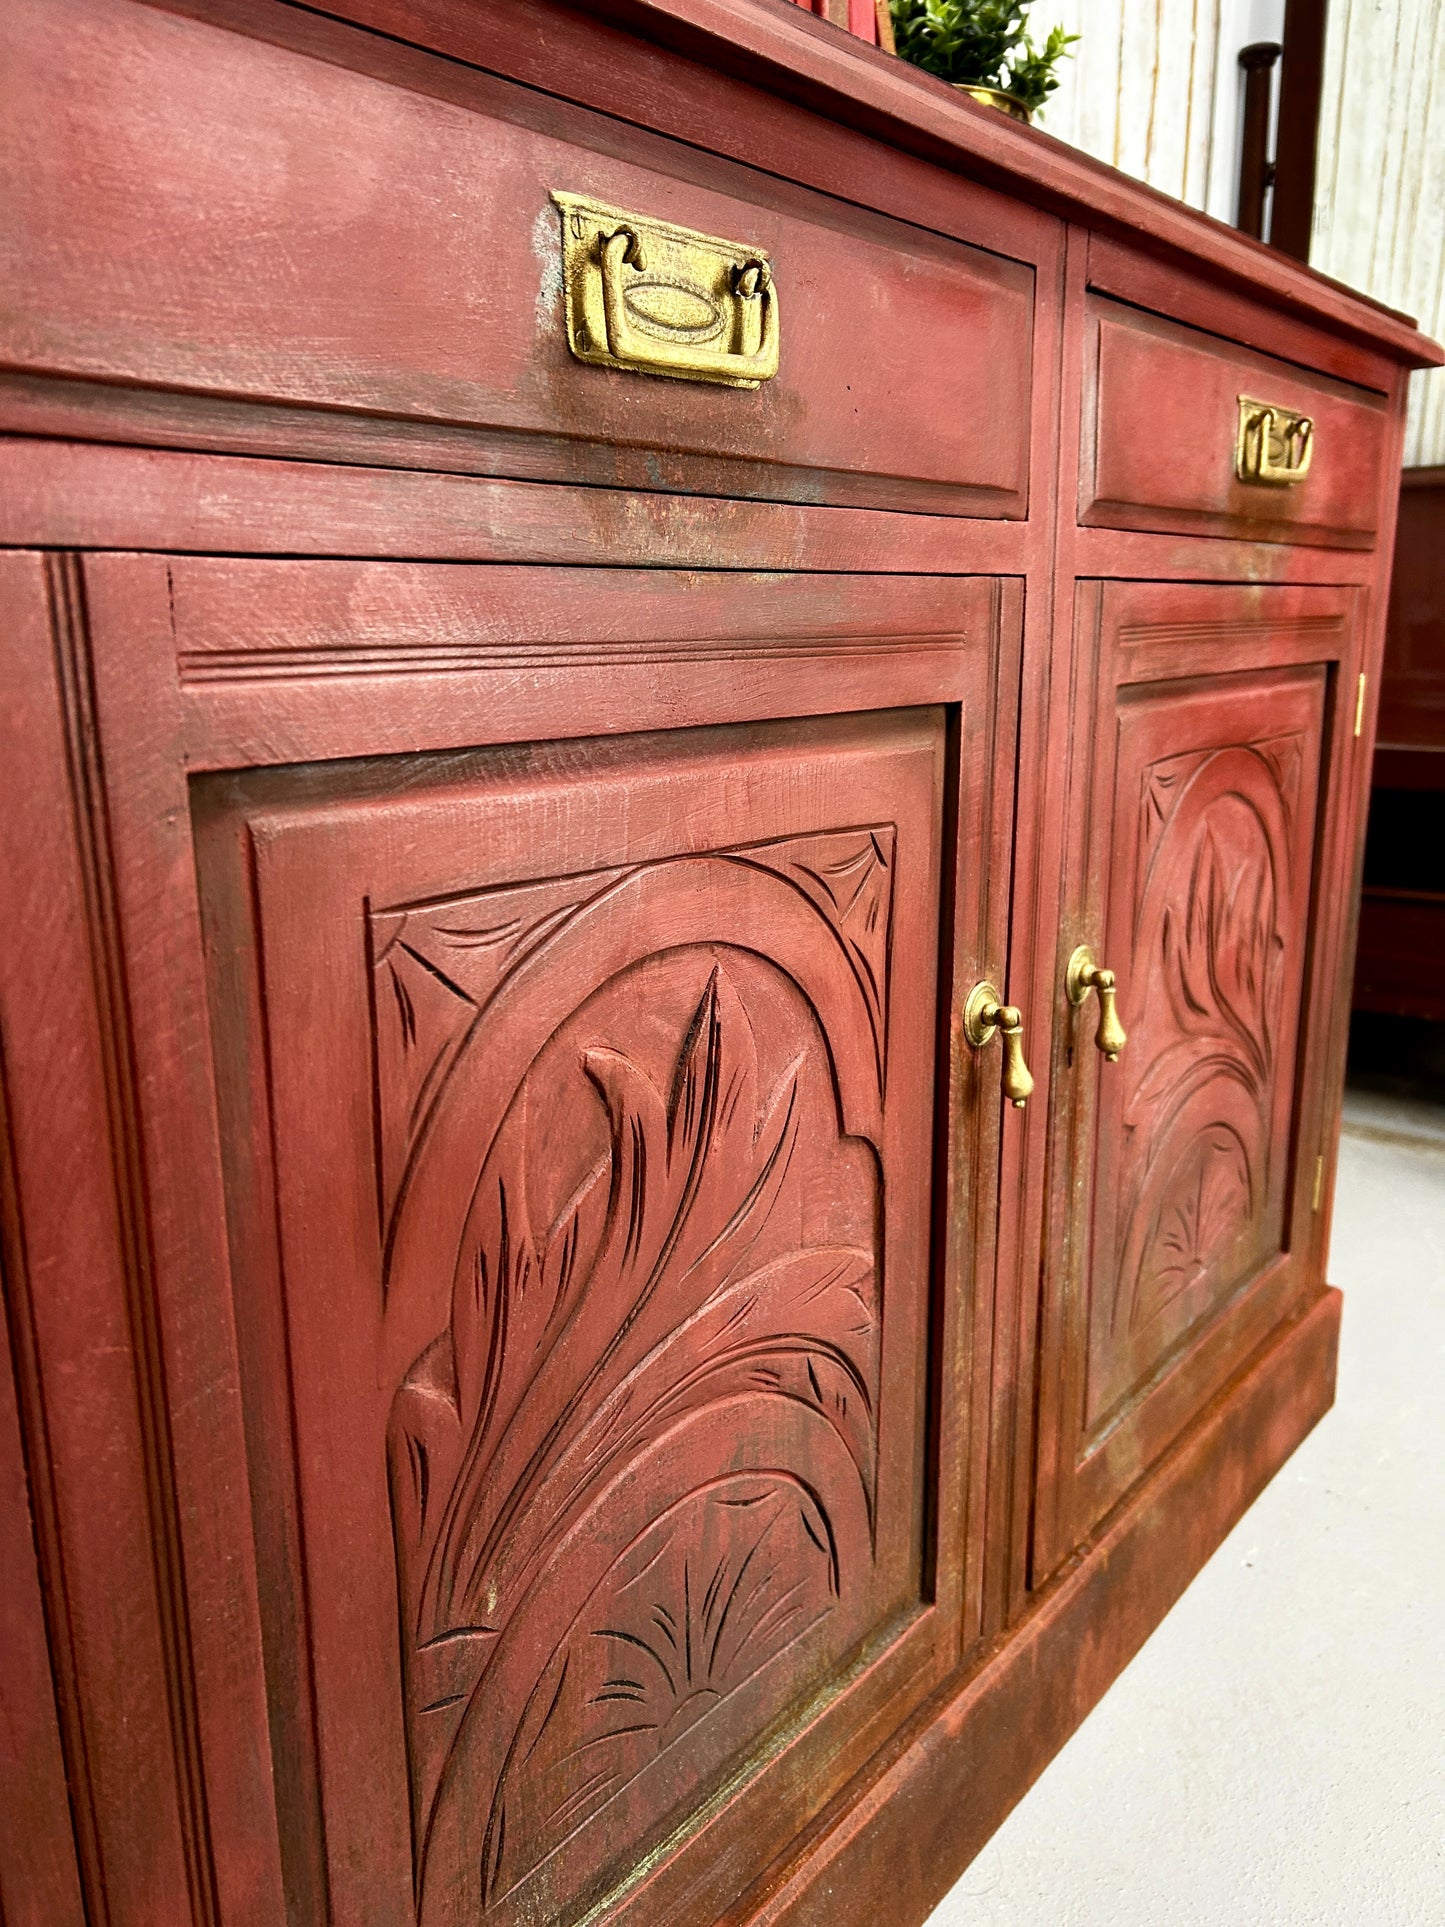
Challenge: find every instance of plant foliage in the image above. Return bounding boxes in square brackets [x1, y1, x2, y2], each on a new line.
[890, 0, 1078, 114]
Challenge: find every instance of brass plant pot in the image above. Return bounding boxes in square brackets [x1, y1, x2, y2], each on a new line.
[954, 83, 1031, 124]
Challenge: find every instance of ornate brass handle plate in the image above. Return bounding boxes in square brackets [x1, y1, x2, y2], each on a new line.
[963, 980, 1035, 1108]
[1235, 395, 1314, 486]
[1066, 945, 1127, 1061]
[553, 192, 779, 388]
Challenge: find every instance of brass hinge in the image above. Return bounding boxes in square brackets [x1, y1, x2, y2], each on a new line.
[1354, 672, 1367, 738]
[1312, 1153, 1325, 1211]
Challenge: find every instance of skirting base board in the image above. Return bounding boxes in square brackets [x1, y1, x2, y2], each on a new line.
[740, 1285, 1342, 1926]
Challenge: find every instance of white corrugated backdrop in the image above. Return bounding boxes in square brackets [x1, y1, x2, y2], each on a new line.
[1033, 0, 1445, 465]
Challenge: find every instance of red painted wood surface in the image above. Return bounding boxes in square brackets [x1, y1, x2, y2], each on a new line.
[0, 1179, 86, 1927]
[0, 0, 1435, 1921]
[787, 0, 882, 46]
[193, 710, 953, 1925]
[1034, 581, 1367, 1573]
[60, 549, 1018, 1924]
[2, 0, 1032, 516]
[1082, 295, 1389, 547]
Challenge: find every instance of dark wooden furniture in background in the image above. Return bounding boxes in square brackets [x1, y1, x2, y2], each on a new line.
[1236, 40, 1282, 241]
[0, 3, 1437, 1923]
[1270, 0, 1329, 261]
[1353, 466, 1445, 1021]
[1235, 0, 1328, 258]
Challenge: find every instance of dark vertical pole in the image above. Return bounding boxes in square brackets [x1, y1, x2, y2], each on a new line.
[1237, 41, 1282, 240]
[1272, 0, 1330, 260]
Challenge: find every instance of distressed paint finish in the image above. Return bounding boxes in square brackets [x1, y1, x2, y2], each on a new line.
[0, 0, 1034, 518]
[0, 0, 1436, 1922]
[193, 713, 948, 1925]
[1082, 294, 1390, 547]
[1032, 581, 1369, 1579]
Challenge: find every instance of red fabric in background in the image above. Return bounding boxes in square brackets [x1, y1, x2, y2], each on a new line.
[788, 0, 881, 48]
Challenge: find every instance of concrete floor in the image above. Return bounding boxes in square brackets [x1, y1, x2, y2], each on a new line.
[930, 1089, 1445, 1927]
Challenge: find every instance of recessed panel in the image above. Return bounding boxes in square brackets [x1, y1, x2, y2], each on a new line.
[1085, 672, 1325, 1437]
[196, 710, 947, 1924]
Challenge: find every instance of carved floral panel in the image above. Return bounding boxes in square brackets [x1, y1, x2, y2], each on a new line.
[196, 693, 950, 1926]
[1085, 680, 1325, 1435]
[367, 825, 916, 1923]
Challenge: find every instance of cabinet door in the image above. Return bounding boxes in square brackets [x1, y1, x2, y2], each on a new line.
[192, 686, 982, 1925]
[1034, 581, 1364, 1575]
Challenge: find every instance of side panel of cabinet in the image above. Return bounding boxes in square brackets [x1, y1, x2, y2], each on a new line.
[0, 550, 288, 1927]
[1034, 580, 1364, 1574]
[73, 555, 1019, 1927]
[0, 1190, 85, 1927]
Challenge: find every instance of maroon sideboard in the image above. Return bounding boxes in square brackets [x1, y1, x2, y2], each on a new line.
[1353, 466, 1445, 1021]
[1, 3, 1438, 1923]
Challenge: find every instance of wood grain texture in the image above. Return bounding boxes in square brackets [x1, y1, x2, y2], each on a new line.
[1034, 581, 1365, 1576]
[1081, 295, 1389, 547]
[731, 1285, 1342, 1927]
[1, 0, 1034, 518]
[191, 710, 968, 1925]
[315, 0, 1439, 367]
[1083, 233, 1401, 393]
[161, 561, 1003, 771]
[0, 0, 1429, 1916]
[0, 554, 210, 1924]
[0, 436, 1036, 576]
[0, 1121, 86, 1927]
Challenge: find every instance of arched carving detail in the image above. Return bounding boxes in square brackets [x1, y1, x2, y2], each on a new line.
[371, 829, 896, 1922]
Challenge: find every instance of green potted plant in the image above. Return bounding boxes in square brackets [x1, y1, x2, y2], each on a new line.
[889, 0, 1077, 125]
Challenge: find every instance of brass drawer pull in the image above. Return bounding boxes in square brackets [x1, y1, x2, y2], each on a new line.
[1066, 945, 1127, 1061]
[964, 981, 1035, 1108]
[1236, 395, 1314, 485]
[553, 192, 779, 388]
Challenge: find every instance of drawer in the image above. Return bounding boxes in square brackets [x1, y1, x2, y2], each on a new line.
[2, 0, 1035, 518]
[1081, 296, 1390, 547]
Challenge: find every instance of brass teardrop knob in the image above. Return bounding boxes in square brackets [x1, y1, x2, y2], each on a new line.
[1066, 945, 1127, 1061]
[963, 980, 1035, 1108]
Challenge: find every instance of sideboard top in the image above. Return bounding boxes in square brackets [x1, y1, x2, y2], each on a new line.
[545, 0, 1443, 372]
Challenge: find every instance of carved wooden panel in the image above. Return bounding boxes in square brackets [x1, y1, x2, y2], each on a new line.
[1086, 691, 1322, 1434]
[1032, 581, 1356, 1577]
[195, 710, 949, 1925]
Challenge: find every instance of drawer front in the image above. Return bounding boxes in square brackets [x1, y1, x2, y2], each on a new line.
[1082, 296, 1389, 546]
[3, 0, 1035, 517]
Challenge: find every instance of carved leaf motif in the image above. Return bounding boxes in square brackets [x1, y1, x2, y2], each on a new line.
[737, 827, 895, 1090]
[1166, 809, 1281, 1084]
[387, 953, 880, 1918]
[483, 1477, 837, 1901]
[1129, 1126, 1253, 1324]
[369, 926, 478, 1260]
[370, 875, 617, 1274]
[1108, 737, 1304, 1377]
